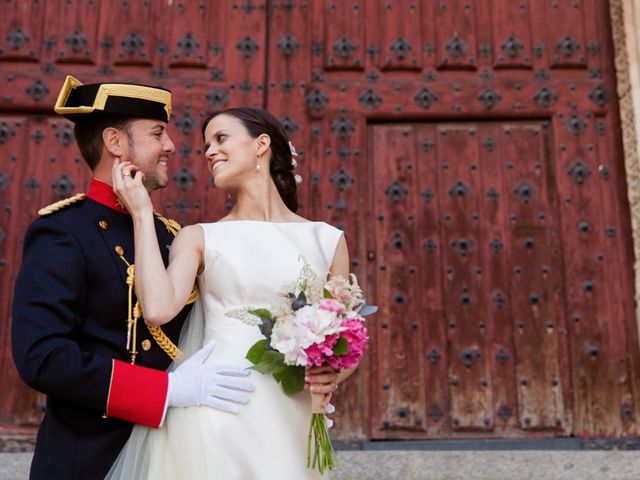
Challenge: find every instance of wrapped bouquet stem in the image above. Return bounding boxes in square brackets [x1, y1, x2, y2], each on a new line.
[228, 257, 375, 474]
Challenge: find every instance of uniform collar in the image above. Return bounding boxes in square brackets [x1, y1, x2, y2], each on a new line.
[87, 178, 129, 214]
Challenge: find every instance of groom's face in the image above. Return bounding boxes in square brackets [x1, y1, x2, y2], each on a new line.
[122, 119, 175, 191]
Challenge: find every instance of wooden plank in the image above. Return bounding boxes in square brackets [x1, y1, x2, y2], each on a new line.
[499, 122, 568, 431]
[591, 112, 639, 435]
[370, 124, 427, 438]
[437, 123, 492, 431]
[551, 109, 623, 435]
[477, 122, 521, 432]
[414, 123, 450, 437]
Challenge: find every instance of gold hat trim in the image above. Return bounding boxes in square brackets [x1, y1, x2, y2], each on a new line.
[54, 75, 172, 120]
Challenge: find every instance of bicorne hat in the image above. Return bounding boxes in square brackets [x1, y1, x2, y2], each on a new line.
[54, 75, 172, 123]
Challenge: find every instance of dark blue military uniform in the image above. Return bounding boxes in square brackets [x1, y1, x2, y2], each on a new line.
[12, 186, 190, 479]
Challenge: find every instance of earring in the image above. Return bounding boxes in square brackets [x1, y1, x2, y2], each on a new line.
[256, 164, 261, 171]
[256, 152, 261, 171]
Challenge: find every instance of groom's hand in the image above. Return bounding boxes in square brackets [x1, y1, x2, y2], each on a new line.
[167, 341, 255, 413]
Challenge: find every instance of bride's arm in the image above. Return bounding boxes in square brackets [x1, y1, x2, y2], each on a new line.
[133, 222, 202, 326]
[113, 160, 202, 326]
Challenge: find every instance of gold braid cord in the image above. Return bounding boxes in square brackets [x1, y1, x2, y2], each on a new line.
[38, 193, 86, 216]
[117, 252, 183, 362]
[154, 211, 181, 236]
[145, 323, 182, 361]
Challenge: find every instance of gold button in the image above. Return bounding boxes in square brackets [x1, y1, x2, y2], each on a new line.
[115, 245, 124, 256]
[99, 219, 109, 230]
[141, 339, 151, 351]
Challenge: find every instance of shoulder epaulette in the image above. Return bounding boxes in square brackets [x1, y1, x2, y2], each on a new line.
[38, 193, 86, 216]
[153, 211, 181, 237]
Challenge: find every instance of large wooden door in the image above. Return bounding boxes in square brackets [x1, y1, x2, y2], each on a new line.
[264, 0, 640, 440]
[1, 0, 639, 443]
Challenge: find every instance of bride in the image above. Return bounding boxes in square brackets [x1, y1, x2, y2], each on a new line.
[108, 107, 355, 479]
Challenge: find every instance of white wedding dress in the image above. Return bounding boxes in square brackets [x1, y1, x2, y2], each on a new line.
[107, 221, 343, 480]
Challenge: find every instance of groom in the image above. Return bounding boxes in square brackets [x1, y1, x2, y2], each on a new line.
[11, 75, 254, 479]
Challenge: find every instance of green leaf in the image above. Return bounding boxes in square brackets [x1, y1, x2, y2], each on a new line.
[278, 366, 305, 395]
[248, 308, 277, 322]
[252, 350, 286, 375]
[246, 339, 269, 365]
[323, 288, 334, 299]
[333, 336, 349, 356]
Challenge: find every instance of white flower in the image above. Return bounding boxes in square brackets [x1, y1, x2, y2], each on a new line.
[296, 305, 345, 343]
[288, 140, 299, 158]
[271, 313, 314, 366]
[270, 305, 346, 366]
[294, 174, 303, 185]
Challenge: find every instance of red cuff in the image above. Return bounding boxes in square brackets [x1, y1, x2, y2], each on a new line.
[106, 360, 168, 428]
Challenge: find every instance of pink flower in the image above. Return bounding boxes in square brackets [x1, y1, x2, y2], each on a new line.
[328, 319, 368, 370]
[305, 334, 338, 367]
[318, 298, 346, 315]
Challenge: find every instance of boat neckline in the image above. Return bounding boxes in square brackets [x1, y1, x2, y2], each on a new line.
[211, 220, 320, 225]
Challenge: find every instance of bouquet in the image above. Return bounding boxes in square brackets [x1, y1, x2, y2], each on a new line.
[227, 257, 374, 474]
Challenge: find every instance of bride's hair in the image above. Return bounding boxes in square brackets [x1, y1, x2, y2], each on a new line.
[202, 108, 298, 213]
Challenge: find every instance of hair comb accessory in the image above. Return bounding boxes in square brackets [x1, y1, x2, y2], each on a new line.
[289, 141, 299, 168]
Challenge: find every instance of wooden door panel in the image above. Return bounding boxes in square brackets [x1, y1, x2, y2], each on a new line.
[0, 1, 45, 62]
[322, 0, 366, 71]
[544, 0, 588, 69]
[100, 0, 158, 67]
[370, 125, 428, 438]
[434, 0, 478, 70]
[489, 0, 534, 69]
[44, 0, 100, 65]
[368, 120, 570, 438]
[166, 3, 211, 68]
[375, 0, 423, 71]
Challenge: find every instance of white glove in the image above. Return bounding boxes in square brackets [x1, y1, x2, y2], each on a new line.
[167, 341, 255, 413]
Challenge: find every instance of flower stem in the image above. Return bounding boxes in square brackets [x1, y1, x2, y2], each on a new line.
[306, 413, 336, 474]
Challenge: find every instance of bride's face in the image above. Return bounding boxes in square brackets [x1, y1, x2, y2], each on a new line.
[203, 114, 260, 189]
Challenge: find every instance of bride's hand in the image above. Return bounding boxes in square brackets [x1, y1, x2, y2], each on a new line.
[112, 159, 153, 216]
[305, 365, 339, 408]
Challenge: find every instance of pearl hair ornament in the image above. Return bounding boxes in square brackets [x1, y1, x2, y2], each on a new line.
[289, 141, 302, 185]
